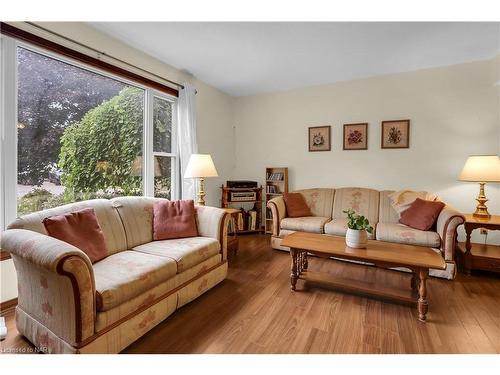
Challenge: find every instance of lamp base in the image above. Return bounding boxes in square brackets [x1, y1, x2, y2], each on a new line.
[196, 177, 206, 206]
[473, 182, 490, 219]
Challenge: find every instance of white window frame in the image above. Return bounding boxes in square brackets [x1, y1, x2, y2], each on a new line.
[145, 91, 179, 199]
[0, 35, 179, 229]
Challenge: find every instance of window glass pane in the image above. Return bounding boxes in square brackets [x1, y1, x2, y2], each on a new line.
[17, 47, 145, 215]
[154, 156, 172, 199]
[153, 96, 173, 153]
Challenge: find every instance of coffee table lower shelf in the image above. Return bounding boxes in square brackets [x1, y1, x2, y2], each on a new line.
[298, 270, 417, 305]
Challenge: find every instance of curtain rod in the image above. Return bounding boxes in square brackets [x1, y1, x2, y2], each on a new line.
[24, 22, 185, 91]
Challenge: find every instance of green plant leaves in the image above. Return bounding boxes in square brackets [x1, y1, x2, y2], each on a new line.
[343, 208, 372, 232]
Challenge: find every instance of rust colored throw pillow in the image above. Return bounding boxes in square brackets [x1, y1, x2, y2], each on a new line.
[43, 208, 108, 263]
[153, 200, 199, 240]
[399, 198, 445, 231]
[283, 192, 312, 218]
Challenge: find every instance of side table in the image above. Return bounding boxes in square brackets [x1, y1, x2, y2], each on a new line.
[461, 214, 500, 274]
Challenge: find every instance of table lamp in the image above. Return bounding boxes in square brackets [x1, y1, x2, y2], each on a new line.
[184, 154, 218, 206]
[459, 155, 500, 218]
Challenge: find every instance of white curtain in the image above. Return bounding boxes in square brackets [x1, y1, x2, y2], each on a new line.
[177, 83, 198, 200]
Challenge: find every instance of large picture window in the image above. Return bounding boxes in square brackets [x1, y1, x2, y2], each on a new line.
[1, 36, 178, 224]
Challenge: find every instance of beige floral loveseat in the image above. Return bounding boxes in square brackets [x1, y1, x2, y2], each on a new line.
[1, 197, 229, 353]
[267, 187, 465, 280]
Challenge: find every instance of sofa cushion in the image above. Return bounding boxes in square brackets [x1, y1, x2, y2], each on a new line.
[293, 188, 335, 217]
[324, 218, 376, 239]
[132, 237, 220, 273]
[153, 200, 198, 240]
[379, 190, 400, 223]
[280, 216, 330, 233]
[93, 251, 177, 312]
[7, 199, 128, 256]
[43, 208, 108, 263]
[399, 198, 445, 231]
[375, 222, 441, 248]
[94, 254, 222, 331]
[388, 190, 438, 215]
[332, 187, 379, 225]
[283, 192, 312, 218]
[111, 196, 162, 249]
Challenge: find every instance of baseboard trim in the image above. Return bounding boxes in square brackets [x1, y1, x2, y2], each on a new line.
[0, 297, 17, 314]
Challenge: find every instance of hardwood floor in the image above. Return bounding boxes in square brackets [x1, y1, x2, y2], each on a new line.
[2, 233, 500, 354]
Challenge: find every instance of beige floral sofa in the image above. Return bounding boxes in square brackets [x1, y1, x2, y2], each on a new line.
[267, 187, 465, 280]
[1, 197, 229, 353]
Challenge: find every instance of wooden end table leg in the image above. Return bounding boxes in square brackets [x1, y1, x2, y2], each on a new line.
[464, 226, 473, 275]
[417, 268, 429, 322]
[290, 248, 298, 291]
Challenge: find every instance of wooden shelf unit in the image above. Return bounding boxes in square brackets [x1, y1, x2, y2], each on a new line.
[221, 186, 264, 235]
[265, 167, 289, 234]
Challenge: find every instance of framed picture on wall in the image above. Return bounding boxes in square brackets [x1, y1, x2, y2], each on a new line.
[308, 125, 331, 152]
[343, 123, 368, 150]
[381, 120, 410, 149]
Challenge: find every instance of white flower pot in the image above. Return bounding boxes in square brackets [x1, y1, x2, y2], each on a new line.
[346, 228, 368, 249]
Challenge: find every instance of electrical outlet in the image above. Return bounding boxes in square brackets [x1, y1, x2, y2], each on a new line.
[480, 228, 488, 235]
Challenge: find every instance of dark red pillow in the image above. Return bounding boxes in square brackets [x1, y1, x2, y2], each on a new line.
[399, 198, 445, 231]
[283, 192, 312, 218]
[43, 208, 108, 263]
[153, 200, 199, 240]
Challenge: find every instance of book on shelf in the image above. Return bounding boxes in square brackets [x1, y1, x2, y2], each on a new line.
[237, 212, 244, 231]
[266, 172, 284, 181]
[249, 210, 257, 231]
[227, 216, 236, 234]
[266, 185, 281, 194]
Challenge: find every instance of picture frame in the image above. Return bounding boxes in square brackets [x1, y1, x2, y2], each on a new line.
[308, 125, 331, 152]
[343, 123, 368, 150]
[381, 120, 410, 149]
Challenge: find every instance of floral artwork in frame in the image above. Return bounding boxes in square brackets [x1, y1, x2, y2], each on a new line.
[308, 125, 331, 152]
[343, 123, 368, 150]
[381, 120, 410, 149]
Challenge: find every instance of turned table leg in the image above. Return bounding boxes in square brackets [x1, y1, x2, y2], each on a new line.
[417, 268, 429, 322]
[290, 248, 298, 291]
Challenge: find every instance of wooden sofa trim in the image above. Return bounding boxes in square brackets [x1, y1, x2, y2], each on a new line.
[55, 254, 96, 344]
[441, 214, 466, 260]
[73, 260, 227, 349]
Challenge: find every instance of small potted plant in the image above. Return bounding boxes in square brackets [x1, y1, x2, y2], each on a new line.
[343, 209, 374, 249]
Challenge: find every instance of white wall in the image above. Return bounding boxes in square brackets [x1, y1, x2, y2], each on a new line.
[234, 57, 500, 243]
[0, 259, 17, 302]
[0, 22, 236, 302]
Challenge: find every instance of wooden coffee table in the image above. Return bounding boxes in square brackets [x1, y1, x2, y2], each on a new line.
[281, 232, 446, 322]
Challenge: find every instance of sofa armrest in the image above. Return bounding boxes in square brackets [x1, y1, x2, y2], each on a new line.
[267, 196, 286, 237]
[1, 229, 96, 345]
[436, 206, 465, 261]
[195, 206, 230, 261]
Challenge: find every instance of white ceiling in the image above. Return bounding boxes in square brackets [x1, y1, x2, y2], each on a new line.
[90, 22, 500, 97]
